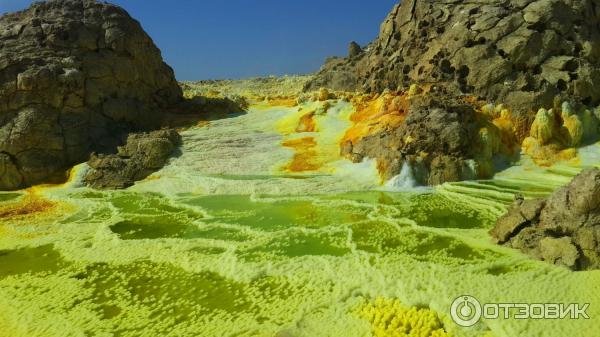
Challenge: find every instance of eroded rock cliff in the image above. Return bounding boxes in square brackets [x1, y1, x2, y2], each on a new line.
[84, 129, 181, 189]
[0, 0, 182, 190]
[307, 0, 600, 113]
[307, 0, 600, 185]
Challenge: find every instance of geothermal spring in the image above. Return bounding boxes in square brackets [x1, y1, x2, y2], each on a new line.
[0, 100, 599, 337]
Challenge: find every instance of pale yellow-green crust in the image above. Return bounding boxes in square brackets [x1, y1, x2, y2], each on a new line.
[1, 98, 599, 337]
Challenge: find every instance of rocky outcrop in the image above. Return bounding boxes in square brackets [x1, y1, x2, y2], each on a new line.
[490, 168, 600, 270]
[306, 0, 600, 113]
[348, 41, 363, 59]
[0, 0, 183, 190]
[83, 129, 181, 189]
[341, 91, 518, 185]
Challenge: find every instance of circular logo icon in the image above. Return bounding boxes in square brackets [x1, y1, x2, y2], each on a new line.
[451, 295, 482, 327]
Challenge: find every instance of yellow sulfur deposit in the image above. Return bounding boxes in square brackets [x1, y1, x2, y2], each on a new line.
[356, 297, 452, 337]
[522, 137, 579, 167]
[0, 189, 73, 240]
[492, 109, 519, 156]
[559, 102, 582, 147]
[561, 113, 583, 147]
[0, 191, 58, 222]
[480, 104, 499, 119]
[281, 136, 323, 172]
[474, 127, 501, 178]
[477, 127, 501, 160]
[296, 111, 317, 133]
[581, 109, 598, 141]
[341, 91, 408, 146]
[521, 99, 600, 166]
[529, 108, 555, 145]
[407, 84, 422, 98]
[264, 96, 299, 107]
[318, 88, 331, 101]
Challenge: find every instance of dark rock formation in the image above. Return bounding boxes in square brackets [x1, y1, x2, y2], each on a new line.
[348, 41, 362, 59]
[0, 0, 182, 190]
[306, 0, 600, 112]
[84, 129, 181, 189]
[490, 168, 600, 270]
[184, 93, 248, 114]
[342, 92, 515, 185]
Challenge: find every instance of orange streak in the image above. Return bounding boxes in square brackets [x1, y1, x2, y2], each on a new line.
[296, 111, 316, 133]
[0, 192, 57, 219]
[341, 92, 409, 146]
[281, 137, 322, 172]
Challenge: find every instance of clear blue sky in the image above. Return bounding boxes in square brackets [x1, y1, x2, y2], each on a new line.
[1, 0, 397, 80]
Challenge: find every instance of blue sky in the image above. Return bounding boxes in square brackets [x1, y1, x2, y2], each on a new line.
[1, 0, 397, 80]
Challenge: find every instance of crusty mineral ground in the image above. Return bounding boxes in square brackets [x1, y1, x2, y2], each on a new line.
[1, 97, 599, 337]
[306, 0, 600, 113]
[0, 0, 182, 190]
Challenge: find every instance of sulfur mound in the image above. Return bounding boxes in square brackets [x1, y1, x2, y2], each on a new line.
[356, 297, 452, 337]
[521, 100, 600, 165]
[306, 0, 600, 113]
[0, 0, 182, 190]
[491, 168, 600, 270]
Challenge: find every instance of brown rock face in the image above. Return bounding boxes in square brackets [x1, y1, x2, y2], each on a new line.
[490, 168, 600, 270]
[0, 0, 182, 190]
[84, 129, 181, 190]
[348, 41, 362, 59]
[306, 0, 600, 112]
[341, 92, 516, 185]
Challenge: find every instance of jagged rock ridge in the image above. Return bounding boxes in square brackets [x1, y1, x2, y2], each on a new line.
[306, 0, 600, 112]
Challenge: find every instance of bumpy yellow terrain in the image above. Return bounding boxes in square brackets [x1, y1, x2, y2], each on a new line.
[1, 81, 599, 337]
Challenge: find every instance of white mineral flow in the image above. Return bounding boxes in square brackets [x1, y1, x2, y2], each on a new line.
[129, 103, 381, 196]
[382, 162, 424, 191]
[0, 102, 599, 337]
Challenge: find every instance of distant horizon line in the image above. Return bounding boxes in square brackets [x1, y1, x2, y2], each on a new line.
[178, 73, 315, 83]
